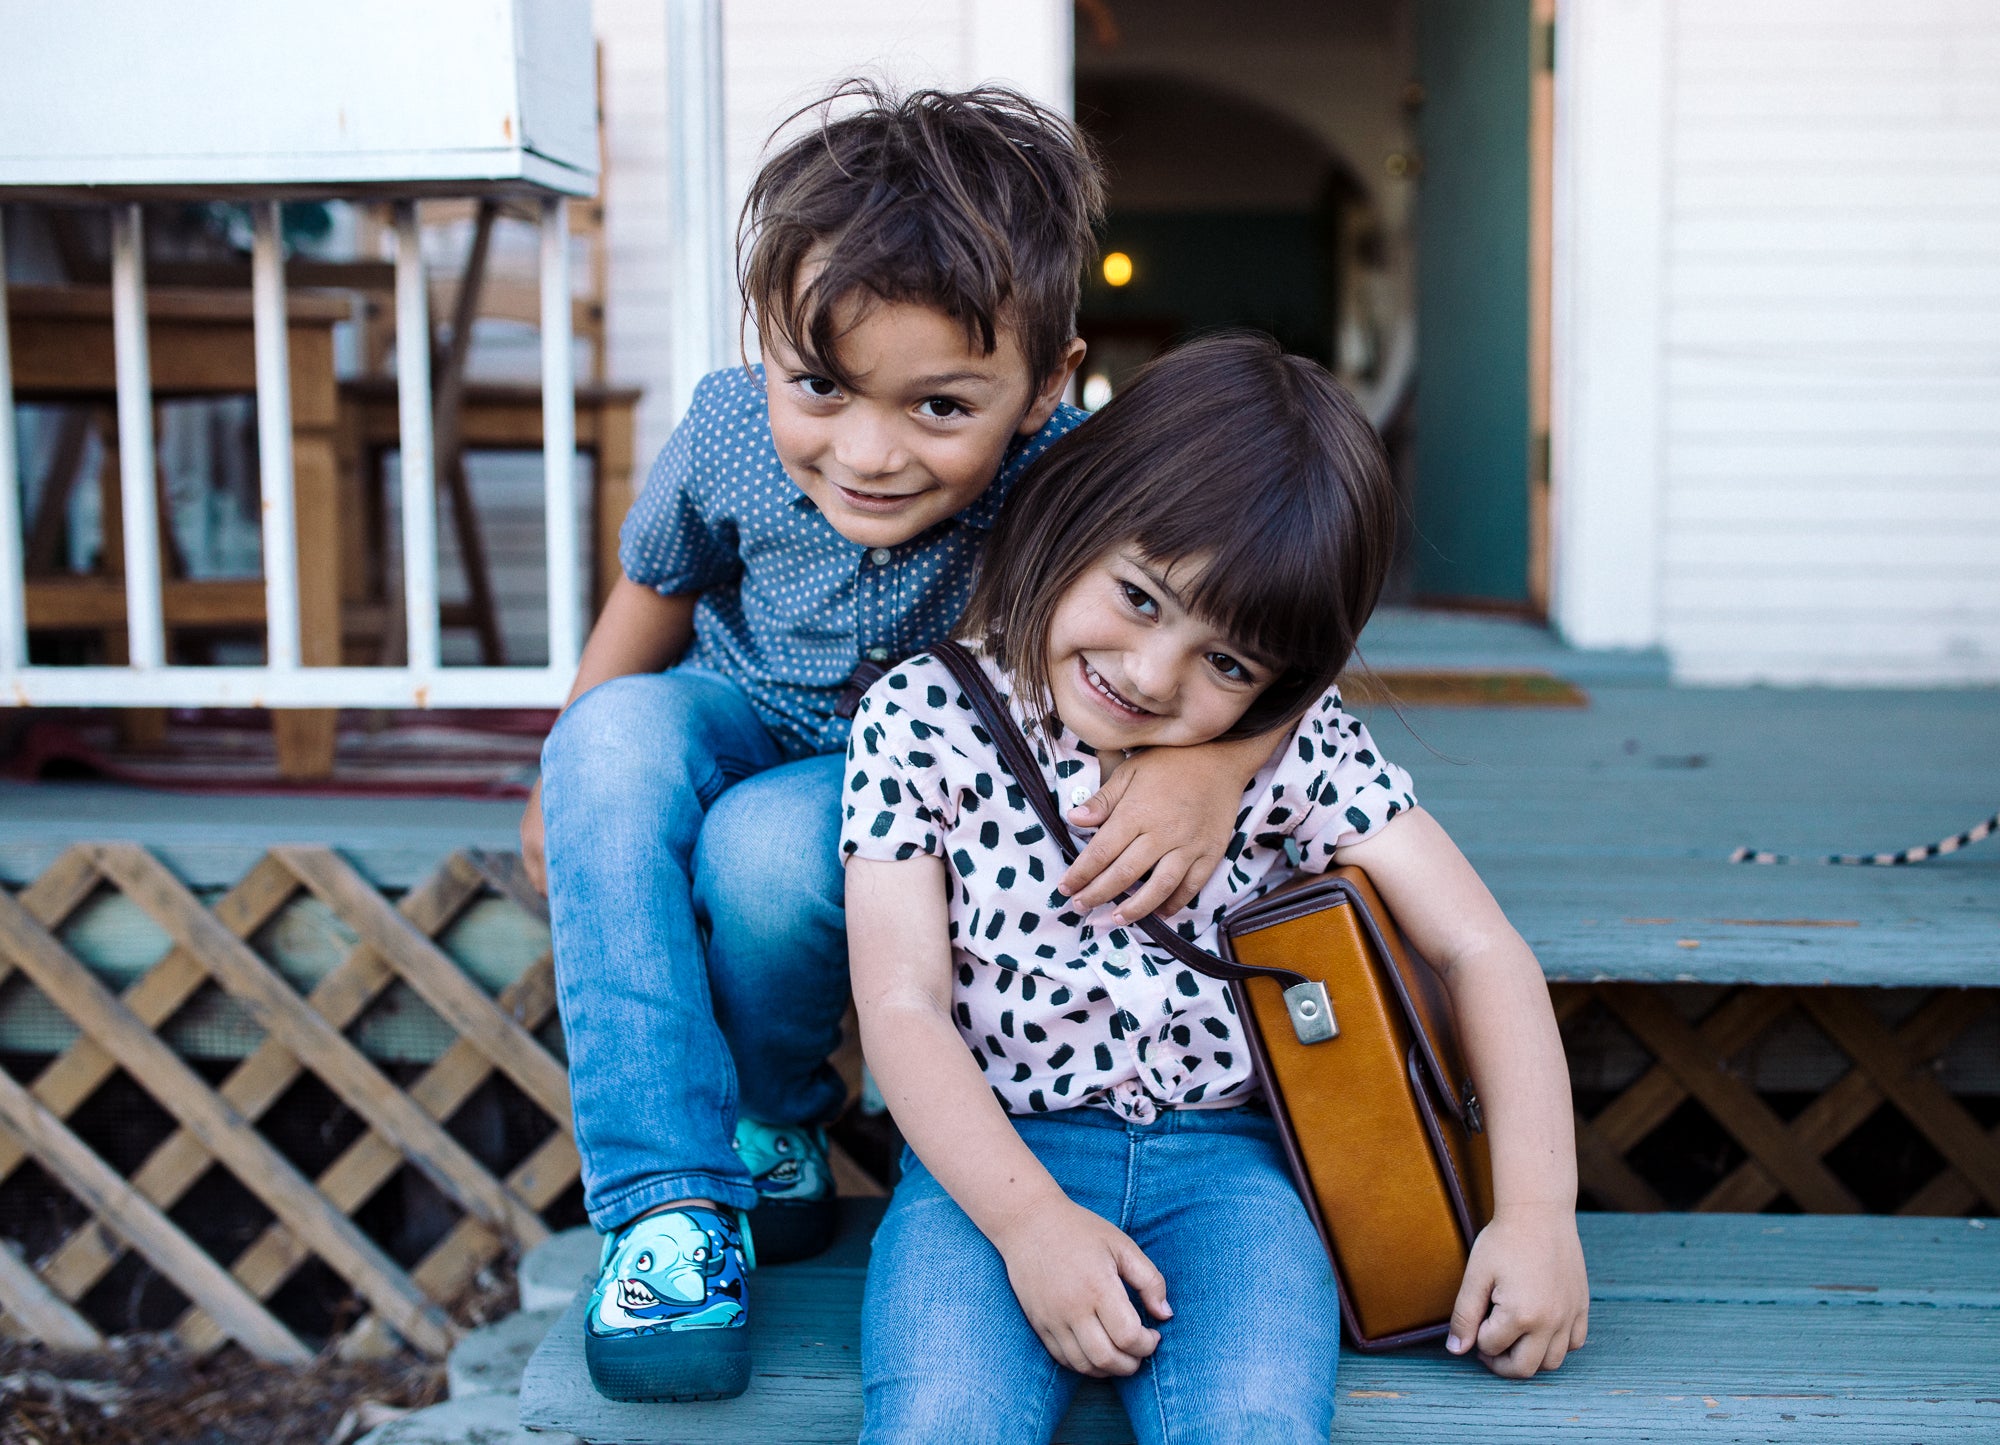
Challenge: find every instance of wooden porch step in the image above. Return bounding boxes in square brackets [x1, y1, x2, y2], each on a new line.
[518, 1202, 2000, 1443]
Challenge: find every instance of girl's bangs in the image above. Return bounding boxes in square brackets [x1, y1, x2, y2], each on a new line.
[1129, 467, 1356, 681]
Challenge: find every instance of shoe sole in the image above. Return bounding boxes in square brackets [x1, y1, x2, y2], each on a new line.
[585, 1324, 751, 1402]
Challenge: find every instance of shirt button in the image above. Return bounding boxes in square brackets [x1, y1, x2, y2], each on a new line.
[1068, 784, 1090, 806]
[1110, 951, 1130, 969]
[869, 547, 892, 565]
[866, 646, 890, 663]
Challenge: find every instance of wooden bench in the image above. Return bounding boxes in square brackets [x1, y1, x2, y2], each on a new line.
[517, 1199, 2000, 1443]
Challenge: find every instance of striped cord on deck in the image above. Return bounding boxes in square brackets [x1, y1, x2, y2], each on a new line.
[1731, 808, 2000, 866]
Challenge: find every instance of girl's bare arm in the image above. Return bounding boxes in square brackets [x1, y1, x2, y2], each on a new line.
[1336, 807, 1589, 1379]
[846, 855, 1171, 1376]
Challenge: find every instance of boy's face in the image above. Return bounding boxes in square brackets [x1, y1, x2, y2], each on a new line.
[761, 298, 1080, 549]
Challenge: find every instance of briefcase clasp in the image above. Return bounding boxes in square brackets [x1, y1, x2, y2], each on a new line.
[1284, 980, 1337, 1045]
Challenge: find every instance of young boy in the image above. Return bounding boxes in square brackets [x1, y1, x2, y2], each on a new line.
[528, 83, 1276, 1403]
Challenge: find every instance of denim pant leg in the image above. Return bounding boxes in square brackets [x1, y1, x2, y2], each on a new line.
[861, 1109, 1338, 1445]
[694, 752, 852, 1130]
[860, 1150, 1078, 1445]
[541, 668, 783, 1229]
[1113, 1110, 1341, 1445]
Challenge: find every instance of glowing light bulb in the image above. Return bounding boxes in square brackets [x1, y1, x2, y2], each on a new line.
[1101, 251, 1134, 287]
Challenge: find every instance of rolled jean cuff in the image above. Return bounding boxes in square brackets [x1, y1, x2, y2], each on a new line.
[591, 1170, 760, 1234]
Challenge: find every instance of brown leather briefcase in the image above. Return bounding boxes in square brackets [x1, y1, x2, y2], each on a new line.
[1215, 869, 1493, 1349]
[932, 642, 1493, 1351]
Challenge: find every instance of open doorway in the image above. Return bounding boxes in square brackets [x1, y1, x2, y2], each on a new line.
[1072, 0, 1548, 612]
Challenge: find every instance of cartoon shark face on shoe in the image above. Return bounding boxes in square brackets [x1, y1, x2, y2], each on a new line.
[588, 1207, 747, 1336]
[732, 1118, 831, 1203]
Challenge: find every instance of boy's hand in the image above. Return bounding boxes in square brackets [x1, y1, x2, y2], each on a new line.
[520, 780, 548, 894]
[1060, 739, 1271, 920]
[995, 1197, 1172, 1377]
[1447, 1203, 1589, 1378]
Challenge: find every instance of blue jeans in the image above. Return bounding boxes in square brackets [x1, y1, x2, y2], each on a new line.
[541, 668, 851, 1230]
[861, 1106, 1341, 1445]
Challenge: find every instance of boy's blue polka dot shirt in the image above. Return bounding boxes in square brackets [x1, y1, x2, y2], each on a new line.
[620, 365, 1086, 760]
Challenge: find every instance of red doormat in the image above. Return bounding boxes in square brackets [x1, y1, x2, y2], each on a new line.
[4, 710, 554, 798]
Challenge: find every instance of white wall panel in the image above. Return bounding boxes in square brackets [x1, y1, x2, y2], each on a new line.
[593, 0, 678, 472]
[1673, 215, 2000, 257]
[1549, 0, 1670, 650]
[1667, 486, 2000, 527]
[1652, 1, 2000, 684]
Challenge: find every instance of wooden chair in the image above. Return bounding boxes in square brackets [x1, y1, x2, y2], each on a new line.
[338, 49, 633, 665]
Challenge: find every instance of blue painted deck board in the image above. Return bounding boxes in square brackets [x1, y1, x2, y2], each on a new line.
[0, 779, 525, 888]
[1359, 684, 2000, 988]
[6, 683, 1995, 987]
[518, 1206, 2000, 1444]
[1579, 1213, 2000, 1307]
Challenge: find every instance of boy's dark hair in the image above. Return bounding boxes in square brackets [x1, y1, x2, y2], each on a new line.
[961, 332, 1398, 740]
[739, 80, 1104, 392]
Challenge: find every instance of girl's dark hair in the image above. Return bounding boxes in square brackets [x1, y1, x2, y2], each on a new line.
[739, 80, 1104, 391]
[962, 332, 1397, 739]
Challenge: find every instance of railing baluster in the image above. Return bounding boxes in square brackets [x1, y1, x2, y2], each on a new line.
[251, 202, 300, 672]
[0, 209, 25, 676]
[7, 188, 586, 712]
[393, 201, 439, 678]
[539, 197, 580, 680]
[110, 204, 166, 670]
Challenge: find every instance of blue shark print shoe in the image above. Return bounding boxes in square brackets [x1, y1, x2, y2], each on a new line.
[733, 1118, 838, 1265]
[583, 1206, 751, 1402]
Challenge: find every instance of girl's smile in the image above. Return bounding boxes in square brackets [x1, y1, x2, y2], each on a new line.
[1078, 658, 1154, 721]
[1045, 548, 1273, 755]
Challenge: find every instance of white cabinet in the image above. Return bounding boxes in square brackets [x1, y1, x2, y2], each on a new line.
[0, 0, 596, 195]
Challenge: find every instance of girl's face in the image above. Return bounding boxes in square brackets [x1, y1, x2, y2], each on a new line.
[1044, 546, 1275, 754]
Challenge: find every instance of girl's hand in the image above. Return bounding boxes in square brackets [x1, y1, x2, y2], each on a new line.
[1060, 734, 1274, 919]
[1446, 1203, 1589, 1378]
[994, 1197, 1173, 1377]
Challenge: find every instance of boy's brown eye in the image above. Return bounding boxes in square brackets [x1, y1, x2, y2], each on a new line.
[919, 397, 964, 419]
[797, 375, 840, 400]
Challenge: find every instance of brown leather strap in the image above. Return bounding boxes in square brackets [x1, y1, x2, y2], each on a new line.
[929, 641, 1310, 992]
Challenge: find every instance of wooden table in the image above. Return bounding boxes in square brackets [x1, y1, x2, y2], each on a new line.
[337, 376, 640, 633]
[8, 284, 349, 778]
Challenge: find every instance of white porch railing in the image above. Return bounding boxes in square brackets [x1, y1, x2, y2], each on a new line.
[0, 0, 603, 713]
[0, 199, 580, 709]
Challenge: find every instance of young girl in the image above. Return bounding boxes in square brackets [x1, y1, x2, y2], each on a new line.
[841, 334, 1588, 1443]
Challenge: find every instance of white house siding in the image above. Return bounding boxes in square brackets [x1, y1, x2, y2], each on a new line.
[1657, 0, 2000, 684]
[593, 0, 677, 476]
[592, 0, 1069, 473]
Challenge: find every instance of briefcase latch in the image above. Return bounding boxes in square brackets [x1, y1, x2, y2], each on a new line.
[1283, 981, 1337, 1045]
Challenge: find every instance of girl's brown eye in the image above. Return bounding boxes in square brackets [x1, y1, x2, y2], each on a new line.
[1208, 652, 1250, 682]
[1119, 582, 1157, 616]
